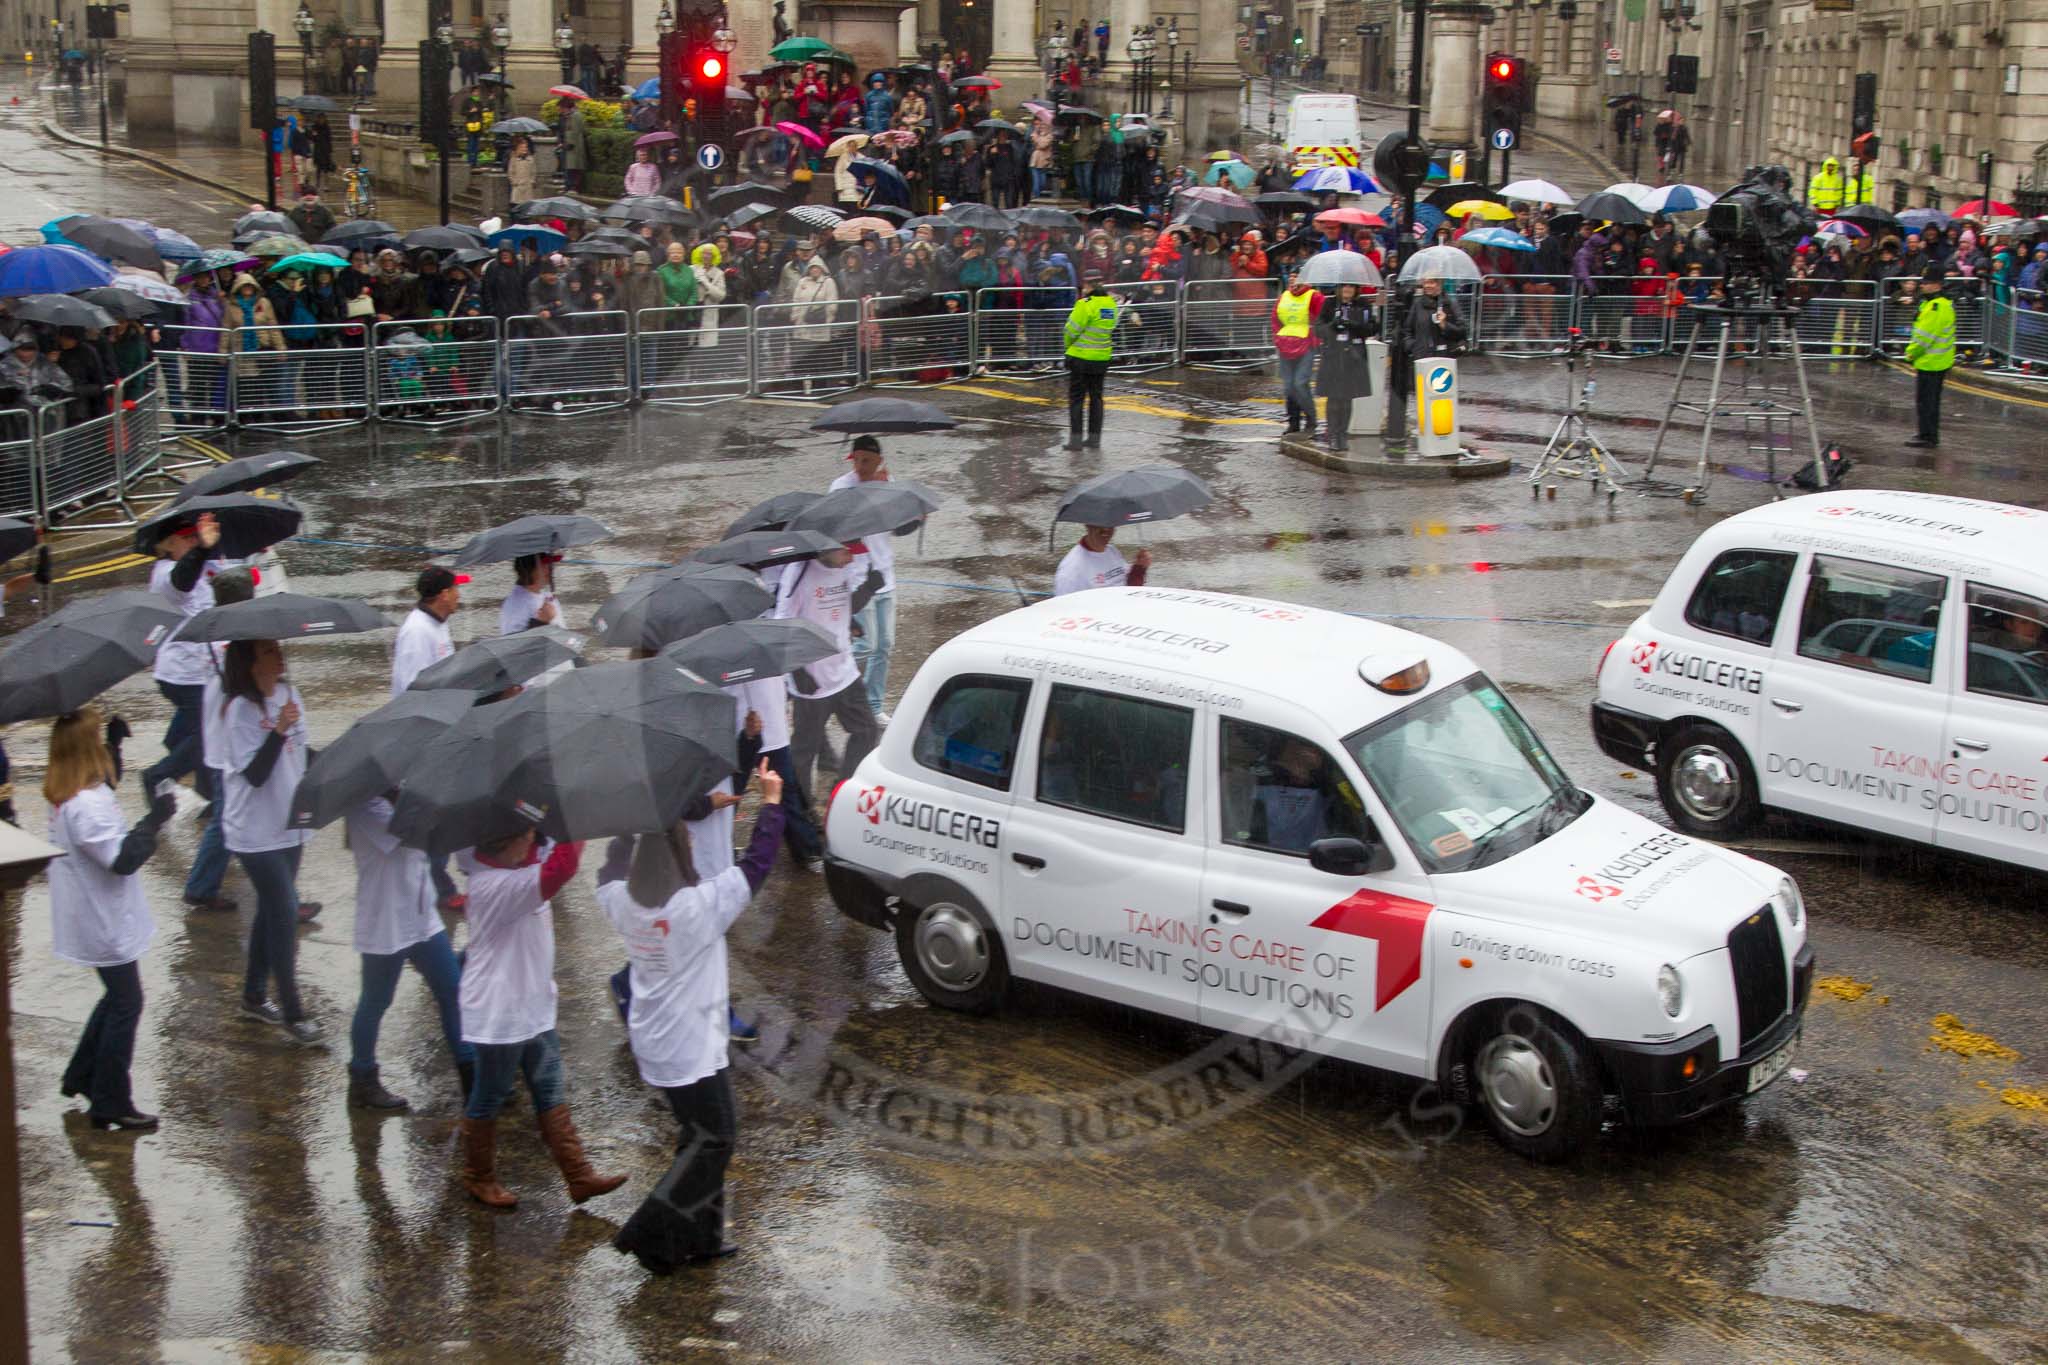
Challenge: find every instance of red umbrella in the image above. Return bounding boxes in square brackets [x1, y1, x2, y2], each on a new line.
[549, 84, 588, 100]
[776, 121, 825, 149]
[1953, 198, 2016, 219]
[635, 130, 679, 147]
[1316, 207, 1386, 228]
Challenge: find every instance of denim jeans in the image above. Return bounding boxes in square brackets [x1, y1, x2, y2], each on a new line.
[182, 786, 231, 901]
[238, 843, 306, 1020]
[350, 929, 473, 1075]
[1279, 351, 1316, 421]
[850, 590, 895, 716]
[145, 680, 212, 801]
[1030, 166, 1049, 200]
[761, 745, 822, 862]
[466, 1028, 567, 1120]
[63, 960, 143, 1119]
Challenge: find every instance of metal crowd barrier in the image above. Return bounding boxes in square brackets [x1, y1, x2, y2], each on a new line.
[0, 407, 35, 520]
[1990, 288, 2048, 373]
[231, 322, 373, 432]
[162, 327, 234, 433]
[1181, 278, 1278, 369]
[1876, 276, 1986, 358]
[1106, 281, 1181, 372]
[506, 310, 632, 415]
[973, 287, 1069, 373]
[634, 304, 751, 404]
[1471, 274, 1577, 354]
[374, 316, 501, 426]
[1783, 281, 1878, 357]
[865, 293, 974, 386]
[1572, 276, 1671, 358]
[752, 299, 862, 397]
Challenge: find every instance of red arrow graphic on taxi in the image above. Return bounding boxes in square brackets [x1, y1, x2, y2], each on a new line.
[1309, 890, 1434, 1011]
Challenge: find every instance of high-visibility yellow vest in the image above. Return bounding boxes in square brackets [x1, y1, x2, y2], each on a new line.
[1064, 291, 1118, 360]
[1906, 295, 1955, 372]
[1275, 288, 1315, 338]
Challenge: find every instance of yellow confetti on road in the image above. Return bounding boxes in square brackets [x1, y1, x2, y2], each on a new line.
[1814, 975, 1876, 1002]
[1999, 1087, 2048, 1113]
[1929, 1013, 2019, 1062]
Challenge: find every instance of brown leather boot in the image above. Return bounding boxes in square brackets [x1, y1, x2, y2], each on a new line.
[536, 1104, 626, 1204]
[460, 1117, 518, 1209]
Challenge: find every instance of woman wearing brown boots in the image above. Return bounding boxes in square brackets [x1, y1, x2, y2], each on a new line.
[455, 826, 624, 1209]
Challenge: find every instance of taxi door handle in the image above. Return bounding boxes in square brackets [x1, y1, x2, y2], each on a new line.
[1011, 852, 1046, 870]
[1952, 737, 1990, 752]
[1210, 899, 1251, 922]
[1769, 697, 1804, 713]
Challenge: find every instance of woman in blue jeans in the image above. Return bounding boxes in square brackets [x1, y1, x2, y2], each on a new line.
[344, 794, 474, 1111]
[218, 638, 323, 1045]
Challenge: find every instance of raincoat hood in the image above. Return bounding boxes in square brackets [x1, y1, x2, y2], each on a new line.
[229, 270, 261, 294]
[1821, 157, 1841, 173]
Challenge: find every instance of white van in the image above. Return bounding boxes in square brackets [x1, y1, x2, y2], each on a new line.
[1593, 489, 2048, 871]
[1286, 92, 1363, 176]
[823, 588, 1813, 1160]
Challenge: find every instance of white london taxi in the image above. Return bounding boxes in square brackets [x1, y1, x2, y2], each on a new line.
[823, 587, 1813, 1160]
[1593, 489, 2048, 871]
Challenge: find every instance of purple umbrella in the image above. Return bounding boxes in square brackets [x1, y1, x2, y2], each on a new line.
[635, 130, 679, 147]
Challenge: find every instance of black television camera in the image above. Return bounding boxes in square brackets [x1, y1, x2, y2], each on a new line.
[1701, 164, 1816, 305]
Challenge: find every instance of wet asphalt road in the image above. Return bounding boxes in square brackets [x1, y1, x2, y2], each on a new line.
[5, 102, 2048, 1365]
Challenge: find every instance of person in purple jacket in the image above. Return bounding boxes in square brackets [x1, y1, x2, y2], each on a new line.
[175, 274, 229, 418]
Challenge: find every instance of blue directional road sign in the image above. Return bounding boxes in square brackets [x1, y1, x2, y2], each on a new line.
[1489, 126, 1516, 152]
[698, 142, 724, 170]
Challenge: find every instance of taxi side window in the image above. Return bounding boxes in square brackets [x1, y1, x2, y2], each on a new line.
[1036, 684, 1192, 833]
[1795, 555, 1945, 684]
[1964, 583, 2048, 706]
[1218, 719, 1368, 856]
[1683, 549, 1796, 644]
[911, 674, 1032, 790]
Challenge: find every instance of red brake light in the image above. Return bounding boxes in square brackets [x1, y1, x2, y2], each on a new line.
[827, 778, 849, 820]
[1598, 638, 1618, 680]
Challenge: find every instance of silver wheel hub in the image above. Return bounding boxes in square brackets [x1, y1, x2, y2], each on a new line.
[1478, 1034, 1557, 1137]
[1673, 744, 1740, 821]
[913, 904, 988, 992]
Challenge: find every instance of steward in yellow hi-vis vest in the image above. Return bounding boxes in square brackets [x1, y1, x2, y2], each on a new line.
[1064, 272, 1127, 449]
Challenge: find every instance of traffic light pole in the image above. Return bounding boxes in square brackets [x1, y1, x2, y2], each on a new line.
[1401, 0, 1426, 265]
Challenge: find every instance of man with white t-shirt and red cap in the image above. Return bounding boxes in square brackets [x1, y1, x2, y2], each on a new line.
[1053, 523, 1152, 596]
[828, 435, 897, 724]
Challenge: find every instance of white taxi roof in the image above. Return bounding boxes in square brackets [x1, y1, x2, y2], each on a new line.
[955, 586, 1481, 735]
[1708, 489, 2048, 589]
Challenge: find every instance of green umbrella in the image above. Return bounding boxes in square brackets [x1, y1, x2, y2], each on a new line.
[245, 233, 309, 257]
[768, 35, 852, 64]
[266, 252, 342, 274]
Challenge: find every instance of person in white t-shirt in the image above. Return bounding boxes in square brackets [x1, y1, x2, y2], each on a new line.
[390, 565, 468, 911]
[218, 637, 323, 1045]
[179, 565, 258, 915]
[1053, 523, 1152, 597]
[456, 826, 624, 1210]
[775, 543, 884, 793]
[828, 436, 898, 723]
[599, 759, 785, 1274]
[344, 795, 476, 1112]
[43, 706, 177, 1130]
[144, 511, 229, 814]
[500, 553, 562, 635]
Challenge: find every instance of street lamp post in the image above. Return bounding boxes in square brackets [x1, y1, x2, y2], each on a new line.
[489, 14, 510, 112]
[554, 14, 575, 85]
[1161, 20, 1179, 119]
[294, 1, 314, 93]
[1126, 28, 1155, 115]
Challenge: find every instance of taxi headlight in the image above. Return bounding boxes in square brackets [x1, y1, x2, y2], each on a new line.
[1657, 963, 1684, 1018]
[1771, 878, 1804, 930]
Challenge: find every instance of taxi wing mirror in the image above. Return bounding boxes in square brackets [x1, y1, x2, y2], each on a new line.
[1309, 828, 1394, 877]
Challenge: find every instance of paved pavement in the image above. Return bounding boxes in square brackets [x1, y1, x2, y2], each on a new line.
[4, 65, 2048, 1365]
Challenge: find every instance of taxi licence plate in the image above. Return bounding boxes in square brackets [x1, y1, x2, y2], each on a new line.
[1747, 1037, 1797, 1094]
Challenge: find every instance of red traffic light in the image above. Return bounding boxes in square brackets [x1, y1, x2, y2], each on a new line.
[698, 53, 723, 81]
[1491, 58, 1517, 80]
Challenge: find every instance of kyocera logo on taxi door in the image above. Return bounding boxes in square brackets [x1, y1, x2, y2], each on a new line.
[855, 783, 1002, 848]
[1631, 637, 1764, 693]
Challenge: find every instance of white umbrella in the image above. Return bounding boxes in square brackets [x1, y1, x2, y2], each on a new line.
[1603, 182, 1658, 209]
[1499, 178, 1575, 206]
[110, 269, 185, 305]
[1395, 244, 1483, 283]
[1295, 251, 1384, 288]
[1637, 183, 1718, 214]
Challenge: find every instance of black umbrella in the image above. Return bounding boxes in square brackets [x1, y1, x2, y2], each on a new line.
[76, 287, 164, 321]
[1545, 211, 1585, 238]
[449, 514, 612, 568]
[408, 627, 583, 694]
[939, 129, 977, 146]
[172, 450, 321, 503]
[0, 591, 184, 724]
[847, 158, 909, 193]
[0, 516, 35, 563]
[1575, 191, 1648, 225]
[724, 201, 782, 230]
[614, 194, 692, 217]
[659, 617, 838, 687]
[321, 219, 400, 246]
[391, 659, 739, 854]
[811, 396, 959, 434]
[288, 689, 476, 830]
[1831, 203, 1898, 230]
[1175, 201, 1260, 232]
[976, 118, 1023, 135]
[706, 182, 785, 212]
[1054, 106, 1104, 124]
[1085, 204, 1149, 226]
[514, 196, 598, 222]
[495, 116, 550, 135]
[180, 592, 389, 642]
[448, 247, 496, 268]
[132, 492, 303, 559]
[942, 202, 1011, 232]
[234, 210, 294, 237]
[591, 564, 774, 651]
[686, 528, 842, 571]
[1255, 192, 1315, 213]
[586, 226, 648, 247]
[785, 479, 943, 542]
[60, 216, 163, 270]
[903, 214, 954, 233]
[725, 490, 823, 538]
[604, 200, 680, 225]
[7, 293, 115, 329]
[1010, 205, 1083, 230]
[564, 238, 630, 257]
[404, 224, 488, 252]
[785, 204, 848, 232]
[1056, 466, 1213, 529]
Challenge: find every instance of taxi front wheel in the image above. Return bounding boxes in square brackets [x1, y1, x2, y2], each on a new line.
[1473, 1010, 1602, 1162]
[1657, 722, 1762, 839]
[894, 886, 1010, 1015]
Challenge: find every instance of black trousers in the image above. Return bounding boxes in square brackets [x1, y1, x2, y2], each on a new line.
[615, 1068, 737, 1270]
[1066, 355, 1108, 438]
[64, 961, 143, 1119]
[1915, 367, 1946, 441]
[1325, 396, 1353, 447]
[790, 682, 880, 794]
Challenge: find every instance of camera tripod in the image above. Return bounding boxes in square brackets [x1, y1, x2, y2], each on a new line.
[1527, 328, 1628, 500]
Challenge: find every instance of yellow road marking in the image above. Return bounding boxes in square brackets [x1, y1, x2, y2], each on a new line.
[940, 382, 1280, 426]
[1874, 358, 2048, 410]
[54, 552, 150, 584]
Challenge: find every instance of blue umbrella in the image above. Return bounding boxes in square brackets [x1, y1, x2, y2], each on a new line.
[0, 244, 118, 298]
[633, 76, 661, 100]
[1412, 203, 1447, 236]
[487, 224, 568, 252]
[144, 227, 205, 261]
[1292, 166, 1378, 194]
[849, 158, 909, 191]
[1203, 159, 1256, 189]
[38, 214, 85, 244]
[1898, 208, 1951, 233]
[1461, 226, 1536, 252]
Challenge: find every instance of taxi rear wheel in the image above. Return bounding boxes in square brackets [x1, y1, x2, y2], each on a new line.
[1472, 1010, 1601, 1162]
[894, 886, 1009, 1015]
[1657, 722, 1761, 839]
